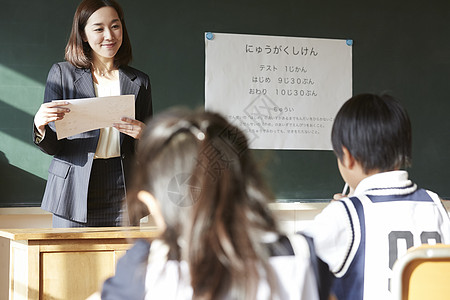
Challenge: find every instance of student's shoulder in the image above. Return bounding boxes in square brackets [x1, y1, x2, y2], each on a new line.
[319, 197, 358, 217]
[126, 238, 151, 259]
[302, 199, 357, 249]
[111, 239, 150, 274]
[101, 239, 151, 300]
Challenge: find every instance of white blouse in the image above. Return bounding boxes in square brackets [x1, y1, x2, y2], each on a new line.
[144, 237, 319, 300]
[93, 80, 121, 159]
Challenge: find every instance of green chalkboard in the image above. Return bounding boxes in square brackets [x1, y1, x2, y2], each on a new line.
[1, 0, 449, 207]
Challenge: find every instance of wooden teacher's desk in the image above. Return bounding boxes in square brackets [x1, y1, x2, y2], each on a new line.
[0, 227, 160, 300]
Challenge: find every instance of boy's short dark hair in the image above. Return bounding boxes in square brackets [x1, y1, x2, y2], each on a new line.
[331, 93, 412, 173]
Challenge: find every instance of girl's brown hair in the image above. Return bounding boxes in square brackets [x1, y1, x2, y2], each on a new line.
[128, 109, 282, 299]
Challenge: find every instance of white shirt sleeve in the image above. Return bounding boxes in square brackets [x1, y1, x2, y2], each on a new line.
[301, 200, 354, 274]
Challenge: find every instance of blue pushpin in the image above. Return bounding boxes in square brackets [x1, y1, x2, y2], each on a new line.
[346, 39, 353, 46]
[206, 32, 214, 40]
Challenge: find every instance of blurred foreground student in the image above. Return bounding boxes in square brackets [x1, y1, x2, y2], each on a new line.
[100, 109, 328, 299]
[302, 93, 450, 300]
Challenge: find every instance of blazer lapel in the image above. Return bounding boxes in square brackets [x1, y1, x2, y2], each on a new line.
[119, 67, 139, 98]
[74, 68, 95, 98]
[119, 67, 140, 144]
[72, 68, 99, 139]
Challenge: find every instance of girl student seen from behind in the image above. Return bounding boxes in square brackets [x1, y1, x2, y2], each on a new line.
[101, 109, 330, 300]
[33, 0, 152, 227]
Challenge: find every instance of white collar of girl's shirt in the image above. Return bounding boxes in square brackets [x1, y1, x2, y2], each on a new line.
[148, 239, 170, 263]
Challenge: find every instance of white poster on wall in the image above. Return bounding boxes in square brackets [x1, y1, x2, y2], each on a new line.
[204, 32, 352, 150]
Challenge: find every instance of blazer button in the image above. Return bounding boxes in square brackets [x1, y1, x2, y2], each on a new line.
[121, 154, 126, 159]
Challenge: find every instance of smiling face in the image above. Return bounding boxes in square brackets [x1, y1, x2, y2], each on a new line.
[83, 6, 123, 64]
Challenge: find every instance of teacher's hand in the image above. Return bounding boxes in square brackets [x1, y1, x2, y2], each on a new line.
[114, 117, 146, 139]
[34, 101, 70, 136]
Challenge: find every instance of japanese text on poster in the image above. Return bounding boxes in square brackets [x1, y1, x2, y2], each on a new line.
[205, 32, 352, 150]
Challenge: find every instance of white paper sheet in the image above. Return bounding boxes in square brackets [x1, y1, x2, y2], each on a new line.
[54, 95, 135, 140]
[205, 32, 352, 150]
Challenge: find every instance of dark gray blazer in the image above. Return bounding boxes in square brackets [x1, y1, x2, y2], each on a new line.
[33, 62, 153, 223]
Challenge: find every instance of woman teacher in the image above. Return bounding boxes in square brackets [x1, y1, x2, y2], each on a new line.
[33, 0, 152, 227]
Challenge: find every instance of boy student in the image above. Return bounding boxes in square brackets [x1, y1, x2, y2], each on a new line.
[302, 93, 450, 300]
